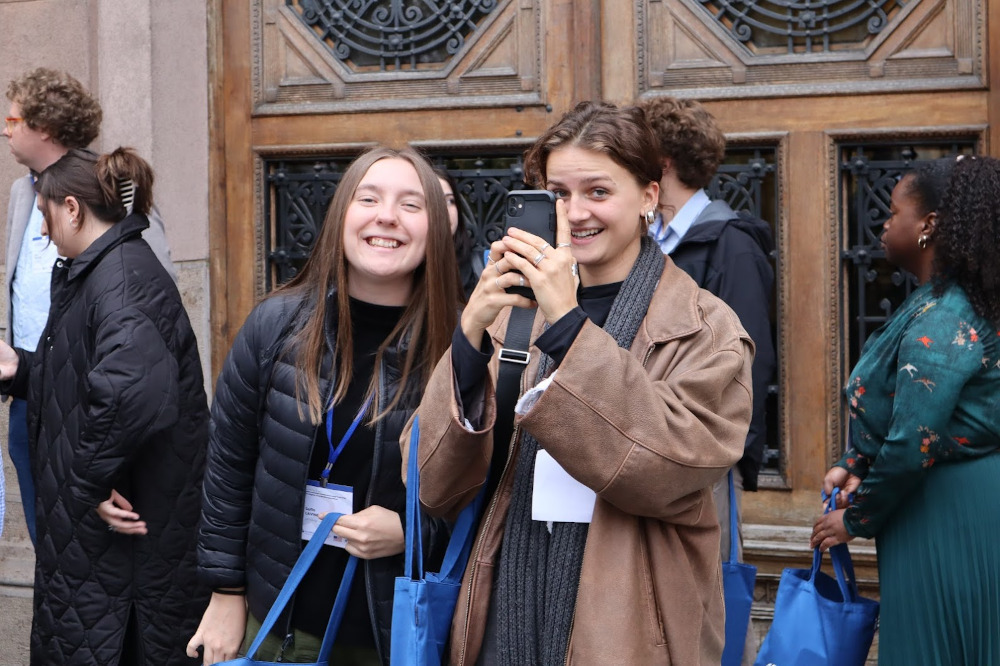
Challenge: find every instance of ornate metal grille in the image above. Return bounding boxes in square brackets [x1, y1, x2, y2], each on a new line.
[265, 158, 351, 286]
[840, 140, 976, 370]
[430, 154, 528, 257]
[286, 0, 498, 71]
[264, 153, 526, 287]
[265, 146, 782, 473]
[266, 148, 777, 285]
[709, 147, 776, 221]
[696, 0, 907, 54]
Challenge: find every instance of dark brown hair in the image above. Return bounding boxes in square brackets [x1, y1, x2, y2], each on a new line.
[434, 167, 474, 303]
[637, 96, 726, 190]
[7, 68, 102, 149]
[275, 146, 460, 423]
[904, 158, 954, 218]
[35, 147, 153, 224]
[933, 156, 1000, 325]
[523, 101, 662, 191]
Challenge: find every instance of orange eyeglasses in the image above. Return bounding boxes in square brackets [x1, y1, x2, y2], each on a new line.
[4, 117, 24, 133]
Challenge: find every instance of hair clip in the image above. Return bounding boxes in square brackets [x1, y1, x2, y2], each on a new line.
[118, 178, 136, 215]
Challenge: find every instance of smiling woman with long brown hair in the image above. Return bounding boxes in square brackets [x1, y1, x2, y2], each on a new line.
[188, 146, 460, 665]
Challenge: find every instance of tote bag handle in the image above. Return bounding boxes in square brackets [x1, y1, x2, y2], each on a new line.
[809, 487, 860, 603]
[726, 469, 739, 564]
[404, 417, 425, 580]
[404, 417, 482, 584]
[244, 512, 358, 662]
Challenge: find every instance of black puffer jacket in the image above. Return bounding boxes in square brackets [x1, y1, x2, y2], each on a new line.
[198, 290, 447, 664]
[5, 214, 210, 665]
[670, 201, 776, 490]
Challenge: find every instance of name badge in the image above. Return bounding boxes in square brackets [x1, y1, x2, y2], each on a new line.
[302, 482, 353, 547]
[531, 450, 595, 524]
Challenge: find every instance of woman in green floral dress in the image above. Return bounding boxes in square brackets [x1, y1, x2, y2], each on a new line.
[811, 156, 1000, 665]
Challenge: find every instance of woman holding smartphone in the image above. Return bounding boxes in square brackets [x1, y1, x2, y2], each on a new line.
[188, 146, 460, 665]
[406, 102, 754, 665]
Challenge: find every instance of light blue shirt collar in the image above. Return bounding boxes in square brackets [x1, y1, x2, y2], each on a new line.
[648, 189, 712, 255]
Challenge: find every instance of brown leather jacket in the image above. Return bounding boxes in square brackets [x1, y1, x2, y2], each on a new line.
[407, 260, 754, 665]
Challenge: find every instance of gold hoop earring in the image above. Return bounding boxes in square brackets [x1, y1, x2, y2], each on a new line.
[918, 234, 930, 250]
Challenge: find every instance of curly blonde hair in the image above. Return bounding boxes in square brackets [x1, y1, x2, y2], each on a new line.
[638, 96, 725, 190]
[7, 68, 102, 149]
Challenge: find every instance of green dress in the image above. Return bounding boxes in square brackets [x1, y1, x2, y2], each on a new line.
[837, 281, 1000, 665]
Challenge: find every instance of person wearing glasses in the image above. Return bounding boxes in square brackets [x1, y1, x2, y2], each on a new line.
[2, 68, 175, 542]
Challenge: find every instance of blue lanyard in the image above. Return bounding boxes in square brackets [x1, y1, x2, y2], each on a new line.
[321, 394, 374, 487]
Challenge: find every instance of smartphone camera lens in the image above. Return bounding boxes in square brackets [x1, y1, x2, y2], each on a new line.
[507, 195, 523, 217]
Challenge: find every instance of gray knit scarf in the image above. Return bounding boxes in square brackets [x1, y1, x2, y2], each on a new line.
[495, 235, 665, 665]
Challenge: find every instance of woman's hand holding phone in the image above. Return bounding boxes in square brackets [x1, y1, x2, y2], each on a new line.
[461, 236, 534, 348]
[502, 199, 579, 325]
[461, 194, 579, 346]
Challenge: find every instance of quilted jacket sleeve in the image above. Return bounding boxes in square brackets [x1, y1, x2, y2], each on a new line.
[65, 307, 180, 517]
[1, 347, 33, 400]
[197, 300, 276, 588]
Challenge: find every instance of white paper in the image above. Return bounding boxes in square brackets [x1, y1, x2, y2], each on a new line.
[531, 450, 595, 523]
[515, 373, 556, 416]
[301, 483, 353, 548]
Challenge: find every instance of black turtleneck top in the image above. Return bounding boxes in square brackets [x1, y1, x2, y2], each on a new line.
[292, 297, 404, 642]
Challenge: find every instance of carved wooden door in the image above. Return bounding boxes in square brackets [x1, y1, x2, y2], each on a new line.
[615, 0, 996, 498]
[210, 0, 600, 370]
[210, 0, 997, 502]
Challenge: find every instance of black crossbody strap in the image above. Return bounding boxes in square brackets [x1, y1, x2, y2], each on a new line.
[486, 306, 535, 503]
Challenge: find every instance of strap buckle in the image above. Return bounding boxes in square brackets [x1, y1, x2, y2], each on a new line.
[498, 348, 530, 365]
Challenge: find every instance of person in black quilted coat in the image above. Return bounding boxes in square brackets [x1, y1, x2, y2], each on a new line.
[0, 147, 210, 665]
[187, 146, 460, 665]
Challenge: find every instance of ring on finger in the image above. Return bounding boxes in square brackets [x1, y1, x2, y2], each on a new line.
[487, 255, 497, 265]
[495, 277, 503, 290]
[556, 242, 572, 249]
[518, 275, 525, 287]
[570, 262, 579, 277]
[107, 524, 116, 532]
[532, 252, 546, 266]
[538, 242, 551, 252]
[495, 263, 505, 276]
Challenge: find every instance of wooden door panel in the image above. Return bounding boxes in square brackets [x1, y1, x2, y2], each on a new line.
[212, 0, 589, 378]
[639, 0, 986, 99]
[256, 0, 546, 112]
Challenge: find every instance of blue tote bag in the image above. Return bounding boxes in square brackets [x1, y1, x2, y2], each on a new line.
[754, 489, 879, 666]
[722, 470, 757, 666]
[391, 417, 482, 666]
[214, 512, 357, 666]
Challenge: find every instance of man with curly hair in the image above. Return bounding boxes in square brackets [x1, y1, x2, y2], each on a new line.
[638, 95, 776, 663]
[2, 68, 175, 542]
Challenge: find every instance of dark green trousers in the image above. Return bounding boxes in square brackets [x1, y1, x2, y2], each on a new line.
[242, 613, 380, 665]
